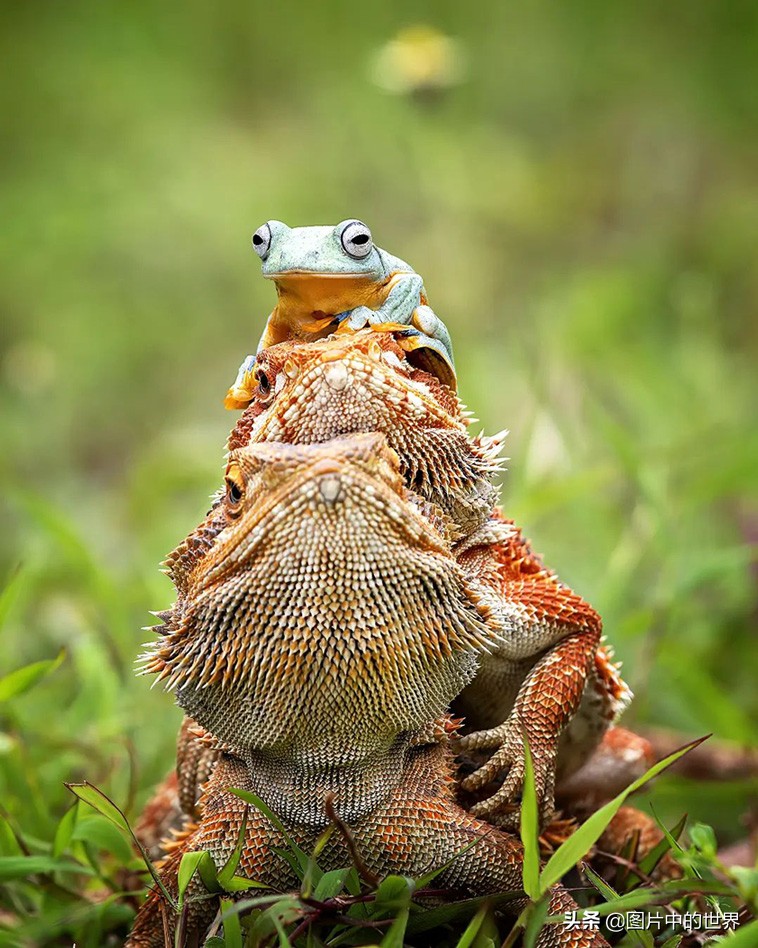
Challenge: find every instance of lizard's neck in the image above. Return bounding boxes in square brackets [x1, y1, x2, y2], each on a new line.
[245, 733, 415, 827]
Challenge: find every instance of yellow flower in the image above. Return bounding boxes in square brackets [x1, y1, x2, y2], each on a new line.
[371, 25, 466, 95]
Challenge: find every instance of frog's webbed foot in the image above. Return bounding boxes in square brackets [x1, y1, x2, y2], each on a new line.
[224, 354, 257, 410]
[334, 306, 379, 332]
[339, 302, 454, 362]
[411, 305, 454, 364]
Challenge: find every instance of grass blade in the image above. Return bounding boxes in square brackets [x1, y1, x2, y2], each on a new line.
[454, 901, 490, 947]
[582, 864, 649, 948]
[546, 877, 732, 921]
[379, 906, 409, 947]
[540, 736, 706, 892]
[229, 788, 312, 876]
[313, 867, 349, 901]
[66, 780, 176, 910]
[520, 734, 540, 900]
[65, 782, 130, 833]
[716, 920, 758, 946]
[634, 812, 687, 883]
[52, 804, 79, 858]
[0, 565, 29, 631]
[177, 850, 208, 908]
[273, 914, 294, 947]
[0, 855, 94, 881]
[0, 650, 65, 702]
[220, 897, 243, 948]
[523, 895, 550, 948]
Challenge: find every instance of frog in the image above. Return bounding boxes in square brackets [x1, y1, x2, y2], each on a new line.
[224, 219, 454, 409]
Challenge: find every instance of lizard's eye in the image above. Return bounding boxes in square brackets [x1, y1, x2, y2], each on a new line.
[224, 463, 245, 513]
[255, 368, 272, 400]
[338, 220, 373, 259]
[251, 223, 272, 260]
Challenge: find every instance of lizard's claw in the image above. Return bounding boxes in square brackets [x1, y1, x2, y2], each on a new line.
[458, 720, 556, 831]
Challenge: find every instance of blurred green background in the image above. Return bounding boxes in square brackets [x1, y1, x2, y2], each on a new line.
[1, 0, 756, 901]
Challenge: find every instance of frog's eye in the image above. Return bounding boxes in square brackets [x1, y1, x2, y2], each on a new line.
[338, 220, 373, 259]
[224, 462, 245, 513]
[252, 223, 272, 260]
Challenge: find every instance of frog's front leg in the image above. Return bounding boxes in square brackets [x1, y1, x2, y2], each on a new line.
[339, 273, 455, 366]
[336, 272, 424, 332]
[377, 271, 425, 325]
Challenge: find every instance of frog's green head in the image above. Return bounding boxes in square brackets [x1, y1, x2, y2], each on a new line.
[251, 220, 389, 281]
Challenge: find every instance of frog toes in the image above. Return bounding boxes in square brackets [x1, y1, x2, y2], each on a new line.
[412, 304, 441, 337]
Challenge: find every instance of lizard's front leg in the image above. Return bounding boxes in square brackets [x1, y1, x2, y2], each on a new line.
[457, 520, 603, 830]
[460, 631, 600, 829]
[127, 753, 297, 947]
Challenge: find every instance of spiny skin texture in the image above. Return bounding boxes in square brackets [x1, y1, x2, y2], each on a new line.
[227, 329, 499, 535]
[143, 330, 631, 839]
[453, 515, 630, 827]
[221, 330, 630, 829]
[128, 748, 606, 948]
[142, 435, 499, 823]
[130, 435, 608, 946]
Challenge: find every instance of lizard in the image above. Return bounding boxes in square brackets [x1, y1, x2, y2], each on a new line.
[224, 218, 454, 410]
[138, 329, 637, 858]
[128, 433, 607, 946]
[224, 329, 633, 831]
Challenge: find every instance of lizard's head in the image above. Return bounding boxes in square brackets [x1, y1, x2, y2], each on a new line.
[216, 432, 417, 563]
[227, 330, 505, 534]
[227, 330, 462, 447]
[141, 434, 498, 742]
[160, 432, 451, 608]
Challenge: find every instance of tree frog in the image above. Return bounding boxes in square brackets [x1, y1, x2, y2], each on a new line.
[225, 219, 454, 409]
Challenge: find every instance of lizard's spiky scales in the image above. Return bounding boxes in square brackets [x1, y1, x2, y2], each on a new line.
[142, 331, 631, 837]
[144, 436, 501, 761]
[227, 331, 500, 534]
[127, 743, 607, 947]
[128, 327, 641, 944]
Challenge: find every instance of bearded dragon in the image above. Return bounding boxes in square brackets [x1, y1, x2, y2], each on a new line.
[218, 331, 633, 829]
[139, 330, 638, 851]
[128, 435, 607, 946]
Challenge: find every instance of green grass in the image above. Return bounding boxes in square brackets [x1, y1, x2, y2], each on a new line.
[3, 722, 754, 945]
[0, 1, 756, 944]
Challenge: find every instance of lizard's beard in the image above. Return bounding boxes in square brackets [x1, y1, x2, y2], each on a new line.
[148, 528, 498, 751]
